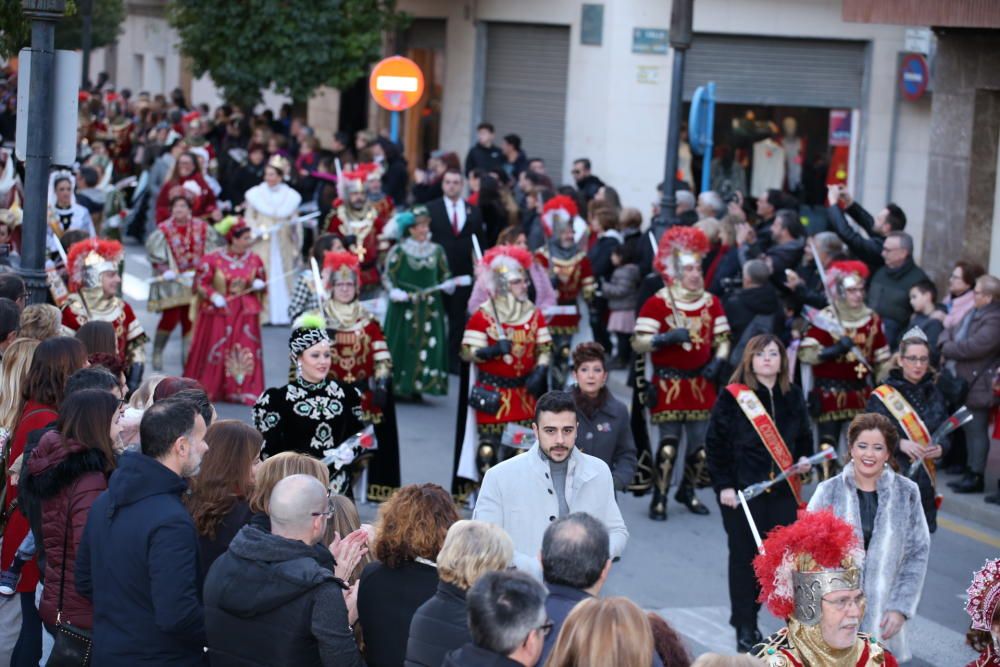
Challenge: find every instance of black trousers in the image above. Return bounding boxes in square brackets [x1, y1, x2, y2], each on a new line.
[443, 285, 472, 374]
[718, 489, 798, 629]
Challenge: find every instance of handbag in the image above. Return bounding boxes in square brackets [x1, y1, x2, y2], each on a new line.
[936, 368, 969, 409]
[470, 384, 501, 416]
[47, 485, 92, 667]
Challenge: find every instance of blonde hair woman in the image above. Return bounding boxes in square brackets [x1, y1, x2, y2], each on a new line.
[0, 338, 39, 436]
[249, 451, 330, 515]
[17, 304, 62, 341]
[546, 597, 654, 667]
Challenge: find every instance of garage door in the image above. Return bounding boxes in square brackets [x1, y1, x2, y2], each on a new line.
[682, 34, 867, 108]
[484, 23, 570, 180]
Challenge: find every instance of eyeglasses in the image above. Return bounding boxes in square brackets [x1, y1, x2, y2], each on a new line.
[901, 355, 929, 364]
[821, 592, 865, 612]
[311, 491, 336, 519]
[536, 620, 554, 637]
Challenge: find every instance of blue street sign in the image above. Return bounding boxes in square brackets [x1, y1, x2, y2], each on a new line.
[899, 53, 929, 102]
[688, 82, 716, 192]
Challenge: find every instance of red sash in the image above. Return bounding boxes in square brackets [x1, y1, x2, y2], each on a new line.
[872, 384, 937, 487]
[726, 383, 802, 505]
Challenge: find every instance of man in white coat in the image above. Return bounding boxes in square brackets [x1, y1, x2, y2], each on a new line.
[473, 390, 628, 577]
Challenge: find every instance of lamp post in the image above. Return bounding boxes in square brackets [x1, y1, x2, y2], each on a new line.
[656, 0, 694, 232]
[19, 0, 67, 304]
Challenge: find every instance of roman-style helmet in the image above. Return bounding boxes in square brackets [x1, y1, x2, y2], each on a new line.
[653, 226, 710, 283]
[481, 245, 532, 298]
[66, 239, 124, 291]
[323, 250, 362, 287]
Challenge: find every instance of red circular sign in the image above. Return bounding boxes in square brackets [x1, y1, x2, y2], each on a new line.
[369, 56, 425, 112]
[899, 53, 929, 102]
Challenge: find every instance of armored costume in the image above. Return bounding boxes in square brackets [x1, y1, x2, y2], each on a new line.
[632, 227, 730, 520]
[533, 195, 594, 389]
[752, 510, 898, 666]
[324, 170, 388, 298]
[452, 246, 552, 501]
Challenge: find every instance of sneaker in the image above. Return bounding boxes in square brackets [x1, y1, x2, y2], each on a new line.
[0, 569, 19, 597]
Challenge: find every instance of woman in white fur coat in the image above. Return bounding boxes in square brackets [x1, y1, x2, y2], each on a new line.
[808, 412, 931, 663]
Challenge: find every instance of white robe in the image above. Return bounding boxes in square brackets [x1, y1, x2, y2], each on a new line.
[244, 182, 302, 325]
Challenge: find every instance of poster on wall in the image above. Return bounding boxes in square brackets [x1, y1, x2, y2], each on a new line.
[827, 109, 852, 186]
[828, 110, 852, 147]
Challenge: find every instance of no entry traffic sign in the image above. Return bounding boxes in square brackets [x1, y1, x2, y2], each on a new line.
[899, 53, 929, 102]
[369, 56, 425, 112]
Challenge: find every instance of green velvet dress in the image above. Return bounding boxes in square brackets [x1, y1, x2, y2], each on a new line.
[383, 238, 451, 397]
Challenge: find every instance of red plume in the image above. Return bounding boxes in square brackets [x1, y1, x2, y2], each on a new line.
[653, 226, 710, 278]
[828, 260, 870, 282]
[483, 244, 532, 270]
[323, 250, 361, 278]
[66, 239, 124, 290]
[542, 195, 579, 219]
[752, 509, 861, 619]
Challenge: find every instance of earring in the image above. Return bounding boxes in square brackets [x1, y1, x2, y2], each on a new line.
[296, 361, 303, 378]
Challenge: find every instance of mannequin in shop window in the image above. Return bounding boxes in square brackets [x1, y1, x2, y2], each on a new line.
[781, 117, 804, 194]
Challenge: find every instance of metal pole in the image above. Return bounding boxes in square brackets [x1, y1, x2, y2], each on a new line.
[20, 0, 66, 305]
[80, 0, 93, 87]
[657, 0, 693, 232]
[885, 52, 903, 204]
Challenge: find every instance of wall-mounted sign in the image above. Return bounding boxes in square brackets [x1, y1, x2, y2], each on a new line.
[581, 4, 604, 46]
[632, 28, 669, 55]
[899, 53, 929, 102]
[636, 66, 660, 84]
[829, 109, 852, 147]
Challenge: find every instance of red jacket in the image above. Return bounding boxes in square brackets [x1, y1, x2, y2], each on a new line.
[24, 431, 110, 629]
[1, 401, 57, 593]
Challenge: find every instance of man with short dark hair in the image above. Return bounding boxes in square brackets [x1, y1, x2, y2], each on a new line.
[724, 259, 781, 361]
[77, 397, 209, 665]
[205, 475, 363, 666]
[826, 184, 907, 269]
[465, 122, 504, 176]
[473, 391, 628, 576]
[571, 159, 604, 202]
[868, 230, 929, 347]
[537, 513, 610, 663]
[0, 296, 19, 356]
[763, 208, 805, 277]
[444, 570, 549, 667]
[0, 273, 26, 311]
[528, 158, 546, 175]
[501, 133, 528, 179]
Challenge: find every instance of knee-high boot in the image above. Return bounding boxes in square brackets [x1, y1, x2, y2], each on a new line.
[649, 438, 678, 521]
[675, 448, 711, 515]
[152, 331, 169, 371]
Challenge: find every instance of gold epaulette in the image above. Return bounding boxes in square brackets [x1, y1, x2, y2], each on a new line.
[857, 633, 887, 665]
[753, 629, 793, 666]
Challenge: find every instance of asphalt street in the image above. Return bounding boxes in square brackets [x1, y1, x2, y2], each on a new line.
[121, 242, 996, 664]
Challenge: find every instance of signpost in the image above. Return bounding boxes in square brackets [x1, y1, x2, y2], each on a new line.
[369, 56, 425, 143]
[899, 53, 929, 102]
[688, 82, 716, 193]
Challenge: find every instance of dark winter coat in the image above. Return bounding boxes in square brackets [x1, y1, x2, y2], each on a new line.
[786, 259, 830, 313]
[723, 283, 782, 347]
[539, 584, 591, 664]
[17, 421, 58, 575]
[588, 231, 622, 281]
[23, 431, 109, 629]
[601, 263, 641, 313]
[405, 581, 471, 667]
[442, 644, 523, 667]
[707, 246, 742, 297]
[706, 383, 814, 494]
[464, 144, 504, 176]
[574, 389, 638, 492]
[939, 301, 1000, 410]
[358, 560, 440, 667]
[765, 238, 806, 279]
[868, 256, 930, 346]
[575, 174, 605, 202]
[204, 525, 362, 667]
[196, 498, 253, 575]
[76, 451, 206, 666]
[828, 202, 885, 268]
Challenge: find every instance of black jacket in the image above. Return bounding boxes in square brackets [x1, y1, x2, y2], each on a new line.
[575, 174, 604, 202]
[197, 498, 253, 575]
[204, 525, 362, 667]
[539, 584, 590, 664]
[786, 260, 830, 313]
[427, 197, 485, 278]
[868, 256, 930, 344]
[76, 452, 206, 666]
[706, 384, 813, 494]
[405, 581, 470, 667]
[443, 644, 523, 667]
[464, 144, 504, 176]
[588, 233, 622, 282]
[723, 283, 782, 347]
[358, 560, 439, 667]
[574, 390, 638, 491]
[828, 203, 884, 268]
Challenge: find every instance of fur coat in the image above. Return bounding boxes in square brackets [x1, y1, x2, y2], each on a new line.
[807, 462, 931, 662]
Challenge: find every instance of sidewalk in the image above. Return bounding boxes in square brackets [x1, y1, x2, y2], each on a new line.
[936, 442, 1000, 531]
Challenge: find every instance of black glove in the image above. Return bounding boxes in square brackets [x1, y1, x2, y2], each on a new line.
[652, 328, 691, 349]
[526, 365, 548, 398]
[477, 339, 513, 361]
[701, 357, 725, 384]
[819, 335, 854, 361]
[373, 377, 390, 409]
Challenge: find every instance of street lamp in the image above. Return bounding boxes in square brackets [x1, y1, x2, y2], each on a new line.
[20, 0, 67, 304]
[656, 0, 694, 232]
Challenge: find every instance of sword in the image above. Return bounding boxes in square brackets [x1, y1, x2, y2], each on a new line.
[802, 305, 873, 375]
[740, 448, 838, 501]
[738, 490, 763, 551]
[251, 211, 321, 241]
[472, 235, 507, 343]
[417, 274, 472, 296]
[310, 257, 328, 311]
[906, 406, 973, 479]
[808, 242, 872, 374]
[648, 230, 691, 351]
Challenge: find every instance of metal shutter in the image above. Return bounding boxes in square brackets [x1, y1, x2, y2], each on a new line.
[484, 23, 570, 180]
[683, 34, 867, 108]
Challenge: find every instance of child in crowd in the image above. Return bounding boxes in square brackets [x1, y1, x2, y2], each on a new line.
[905, 279, 945, 358]
[601, 244, 640, 369]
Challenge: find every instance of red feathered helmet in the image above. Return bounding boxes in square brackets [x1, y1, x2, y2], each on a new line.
[481, 245, 532, 298]
[67, 239, 124, 291]
[541, 195, 579, 238]
[827, 260, 870, 295]
[753, 510, 864, 624]
[340, 170, 365, 195]
[324, 250, 361, 286]
[653, 226, 710, 282]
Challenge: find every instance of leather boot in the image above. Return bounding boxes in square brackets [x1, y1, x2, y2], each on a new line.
[952, 473, 984, 494]
[626, 448, 653, 498]
[152, 331, 169, 371]
[675, 449, 710, 515]
[649, 439, 677, 521]
[736, 625, 763, 653]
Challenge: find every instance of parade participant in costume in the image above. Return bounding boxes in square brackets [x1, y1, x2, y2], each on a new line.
[752, 510, 898, 666]
[47, 172, 95, 258]
[0, 145, 23, 210]
[253, 321, 366, 496]
[361, 162, 395, 220]
[145, 193, 219, 370]
[865, 327, 949, 532]
[533, 195, 594, 389]
[383, 206, 453, 400]
[183, 218, 266, 405]
[964, 559, 1000, 667]
[799, 260, 890, 476]
[808, 413, 931, 663]
[244, 154, 303, 325]
[324, 170, 387, 298]
[62, 239, 147, 391]
[287, 233, 345, 323]
[632, 226, 730, 521]
[154, 150, 219, 223]
[316, 250, 400, 502]
[705, 333, 813, 652]
[453, 245, 552, 501]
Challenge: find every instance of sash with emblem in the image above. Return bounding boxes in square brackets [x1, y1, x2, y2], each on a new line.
[872, 384, 937, 487]
[726, 383, 802, 505]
